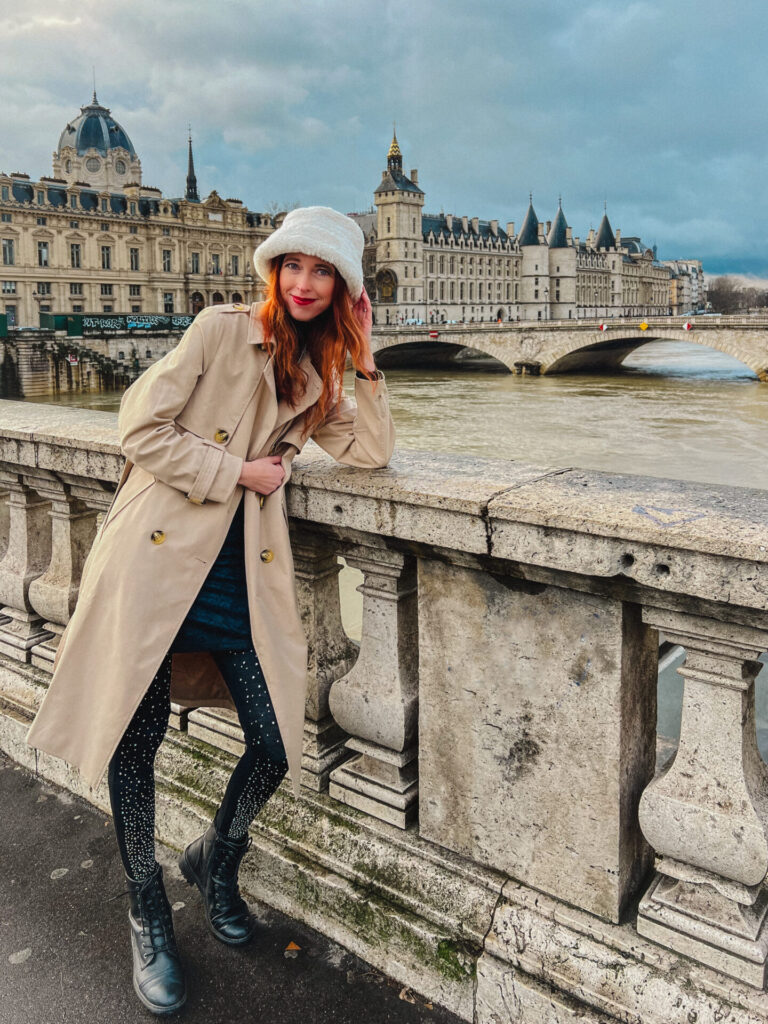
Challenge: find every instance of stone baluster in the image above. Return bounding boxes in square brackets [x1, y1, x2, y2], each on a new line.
[637, 606, 768, 986]
[0, 469, 54, 659]
[327, 542, 418, 828]
[25, 471, 102, 671]
[291, 525, 359, 791]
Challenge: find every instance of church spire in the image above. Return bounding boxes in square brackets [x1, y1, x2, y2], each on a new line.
[387, 124, 403, 176]
[185, 128, 199, 202]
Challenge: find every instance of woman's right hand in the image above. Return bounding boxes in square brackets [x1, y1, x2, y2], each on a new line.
[238, 455, 285, 494]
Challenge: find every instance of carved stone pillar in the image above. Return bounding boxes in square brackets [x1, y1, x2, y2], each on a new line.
[0, 472, 53, 660]
[637, 607, 768, 986]
[25, 473, 100, 671]
[327, 544, 418, 828]
[292, 525, 359, 791]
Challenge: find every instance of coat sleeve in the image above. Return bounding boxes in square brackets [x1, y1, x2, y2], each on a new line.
[309, 371, 395, 468]
[117, 316, 244, 504]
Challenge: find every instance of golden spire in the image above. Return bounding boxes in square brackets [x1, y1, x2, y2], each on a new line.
[388, 122, 401, 159]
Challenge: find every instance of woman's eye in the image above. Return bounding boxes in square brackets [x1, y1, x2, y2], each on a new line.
[316, 267, 332, 276]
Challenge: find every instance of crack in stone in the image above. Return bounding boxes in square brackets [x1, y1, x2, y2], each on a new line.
[480, 468, 574, 558]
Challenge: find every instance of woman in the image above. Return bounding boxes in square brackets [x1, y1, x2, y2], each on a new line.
[26, 206, 395, 1015]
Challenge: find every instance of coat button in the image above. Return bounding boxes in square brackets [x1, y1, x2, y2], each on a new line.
[150, 530, 165, 544]
[260, 548, 274, 563]
[214, 428, 229, 443]
[259, 494, 265, 508]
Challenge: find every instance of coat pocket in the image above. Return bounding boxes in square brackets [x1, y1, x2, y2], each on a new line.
[101, 467, 155, 534]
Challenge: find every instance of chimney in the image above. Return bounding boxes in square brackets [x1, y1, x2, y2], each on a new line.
[445, 213, 453, 230]
[586, 228, 595, 247]
[410, 169, 418, 185]
[565, 226, 573, 243]
[506, 221, 515, 237]
[462, 215, 469, 232]
[471, 216, 479, 233]
[490, 219, 498, 235]
[537, 222, 546, 241]
[545, 220, 551, 233]
[574, 236, 580, 247]
[615, 228, 621, 245]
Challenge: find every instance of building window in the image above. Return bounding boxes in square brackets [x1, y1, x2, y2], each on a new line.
[439, 281, 445, 300]
[129, 284, 141, 296]
[460, 282, 465, 300]
[163, 292, 174, 313]
[191, 252, 200, 274]
[404, 266, 408, 278]
[145, 349, 152, 359]
[428, 254, 434, 273]
[130, 202, 137, 215]
[101, 245, 112, 270]
[129, 225, 138, 234]
[1, 186, 7, 201]
[211, 253, 220, 274]
[429, 281, 434, 300]
[37, 191, 44, 205]
[534, 289, 539, 299]
[37, 241, 49, 267]
[450, 282, 455, 300]
[2, 239, 14, 266]
[70, 194, 77, 209]
[37, 282, 51, 295]
[70, 243, 81, 268]
[102, 305, 113, 312]
[0, 213, 10, 223]
[36, 216, 46, 226]
[40, 304, 51, 312]
[130, 247, 140, 271]
[1, 281, 16, 294]
[69, 220, 79, 229]
[100, 221, 109, 231]
[69, 283, 83, 295]
[231, 254, 239, 275]
[162, 227, 170, 236]
[162, 249, 172, 272]
[386, 217, 391, 233]
[469, 282, 474, 300]
[101, 199, 108, 212]
[412, 218, 416, 233]
[72, 304, 83, 312]
[101, 284, 113, 296]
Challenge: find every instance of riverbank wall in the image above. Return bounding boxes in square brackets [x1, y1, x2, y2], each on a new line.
[0, 400, 767, 1022]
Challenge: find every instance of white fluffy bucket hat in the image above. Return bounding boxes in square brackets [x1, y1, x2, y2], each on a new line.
[253, 205, 365, 303]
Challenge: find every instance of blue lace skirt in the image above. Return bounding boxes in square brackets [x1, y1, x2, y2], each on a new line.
[169, 492, 253, 653]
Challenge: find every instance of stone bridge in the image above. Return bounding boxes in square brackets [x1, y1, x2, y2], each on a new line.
[0, 402, 767, 1022]
[371, 315, 768, 380]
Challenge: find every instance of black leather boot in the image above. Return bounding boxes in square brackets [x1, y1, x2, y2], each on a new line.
[179, 823, 256, 945]
[125, 863, 186, 1015]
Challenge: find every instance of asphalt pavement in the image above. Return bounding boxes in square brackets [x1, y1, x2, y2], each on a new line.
[0, 751, 462, 1024]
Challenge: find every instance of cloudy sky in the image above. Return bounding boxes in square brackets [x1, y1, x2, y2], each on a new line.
[2, 0, 767, 275]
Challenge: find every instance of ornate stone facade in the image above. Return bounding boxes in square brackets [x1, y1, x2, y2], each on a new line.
[0, 93, 272, 326]
[354, 134, 683, 325]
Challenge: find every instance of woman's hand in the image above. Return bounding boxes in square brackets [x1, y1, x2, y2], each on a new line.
[238, 455, 285, 494]
[351, 285, 376, 373]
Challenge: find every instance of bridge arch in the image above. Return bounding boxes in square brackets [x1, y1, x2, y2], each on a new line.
[541, 327, 765, 378]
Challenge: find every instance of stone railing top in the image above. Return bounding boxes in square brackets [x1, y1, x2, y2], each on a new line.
[0, 401, 766, 612]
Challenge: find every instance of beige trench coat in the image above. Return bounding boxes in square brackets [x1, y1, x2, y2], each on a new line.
[26, 301, 395, 800]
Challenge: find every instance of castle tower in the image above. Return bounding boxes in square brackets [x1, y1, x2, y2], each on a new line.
[546, 198, 576, 319]
[373, 130, 425, 323]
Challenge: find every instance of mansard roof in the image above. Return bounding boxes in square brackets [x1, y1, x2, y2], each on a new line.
[2, 173, 163, 216]
[517, 199, 542, 246]
[421, 213, 510, 244]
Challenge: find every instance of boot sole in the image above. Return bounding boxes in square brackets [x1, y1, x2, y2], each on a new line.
[179, 850, 256, 946]
[132, 975, 187, 1016]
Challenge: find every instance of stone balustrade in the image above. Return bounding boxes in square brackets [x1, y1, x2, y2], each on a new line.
[0, 397, 767, 1023]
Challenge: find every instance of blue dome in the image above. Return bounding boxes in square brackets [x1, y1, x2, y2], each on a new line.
[58, 92, 136, 157]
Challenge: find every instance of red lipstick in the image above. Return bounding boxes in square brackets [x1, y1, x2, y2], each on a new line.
[292, 296, 315, 306]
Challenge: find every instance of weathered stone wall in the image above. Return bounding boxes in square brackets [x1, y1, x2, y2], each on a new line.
[0, 400, 766, 1022]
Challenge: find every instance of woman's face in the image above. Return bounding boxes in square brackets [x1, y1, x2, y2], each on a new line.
[279, 252, 336, 321]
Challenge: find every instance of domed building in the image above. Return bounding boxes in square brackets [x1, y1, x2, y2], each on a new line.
[52, 91, 142, 191]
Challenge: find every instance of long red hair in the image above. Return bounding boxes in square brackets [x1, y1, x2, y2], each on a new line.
[258, 254, 379, 440]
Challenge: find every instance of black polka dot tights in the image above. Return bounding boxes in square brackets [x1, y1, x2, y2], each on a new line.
[107, 646, 288, 881]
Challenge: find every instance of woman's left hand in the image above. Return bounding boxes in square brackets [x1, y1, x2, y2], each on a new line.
[351, 286, 377, 374]
[352, 285, 373, 341]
